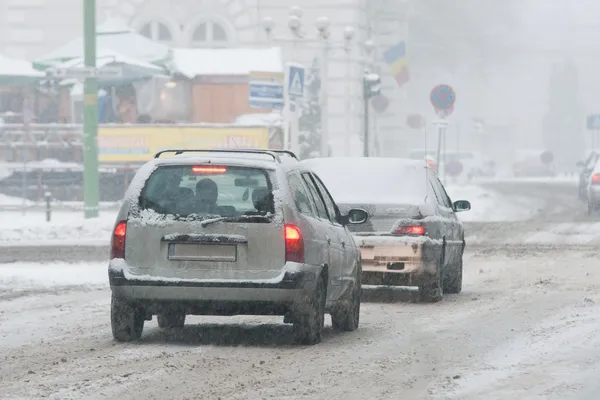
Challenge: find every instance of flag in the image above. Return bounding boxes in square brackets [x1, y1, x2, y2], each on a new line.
[383, 41, 409, 87]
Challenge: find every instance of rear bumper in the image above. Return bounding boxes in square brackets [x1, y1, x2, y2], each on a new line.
[355, 235, 443, 286]
[109, 262, 319, 307]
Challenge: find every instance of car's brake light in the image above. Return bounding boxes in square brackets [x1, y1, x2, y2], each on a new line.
[110, 220, 127, 259]
[592, 174, 600, 184]
[192, 166, 227, 174]
[284, 224, 304, 263]
[393, 225, 425, 235]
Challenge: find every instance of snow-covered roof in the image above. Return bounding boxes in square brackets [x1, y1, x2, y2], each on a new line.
[0, 53, 44, 78]
[37, 18, 171, 66]
[170, 47, 283, 78]
[55, 48, 163, 71]
[301, 157, 429, 205]
[233, 112, 283, 126]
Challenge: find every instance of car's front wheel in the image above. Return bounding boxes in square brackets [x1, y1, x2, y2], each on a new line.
[111, 294, 144, 342]
[294, 274, 326, 345]
[332, 265, 361, 332]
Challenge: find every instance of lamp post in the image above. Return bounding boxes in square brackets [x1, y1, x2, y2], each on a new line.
[83, 0, 99, 218]
[262, 7, 356, 157]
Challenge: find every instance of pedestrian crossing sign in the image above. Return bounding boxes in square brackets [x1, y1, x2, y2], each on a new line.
[287, 64, 305, 99]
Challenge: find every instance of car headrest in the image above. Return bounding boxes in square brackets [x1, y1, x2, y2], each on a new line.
[252, 187, 271, 213]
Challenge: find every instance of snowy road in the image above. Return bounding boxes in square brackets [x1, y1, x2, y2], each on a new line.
[2, 247, 600, 399]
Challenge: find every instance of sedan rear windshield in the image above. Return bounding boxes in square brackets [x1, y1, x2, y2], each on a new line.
[138, 165, 274, 219]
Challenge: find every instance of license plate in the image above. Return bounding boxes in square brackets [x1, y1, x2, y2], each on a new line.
[168, 243, 237, 262]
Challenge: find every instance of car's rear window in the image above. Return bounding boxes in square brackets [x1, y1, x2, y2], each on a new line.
[138, 165, 274, 219]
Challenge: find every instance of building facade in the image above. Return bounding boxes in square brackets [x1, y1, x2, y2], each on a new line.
[0, 0, 411, 156]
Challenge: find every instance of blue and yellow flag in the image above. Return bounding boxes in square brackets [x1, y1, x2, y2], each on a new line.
[383, 41, 409, 87]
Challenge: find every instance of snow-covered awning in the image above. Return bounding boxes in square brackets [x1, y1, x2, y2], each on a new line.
[51, 48, 167, 87]
[0, 53, 45, 85]
[169, 47, 283, 79]
[35, 17, 171, 67]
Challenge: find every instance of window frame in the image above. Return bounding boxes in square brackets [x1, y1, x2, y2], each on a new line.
[300, 172, 330, 221]
[309, 173, 342, 225]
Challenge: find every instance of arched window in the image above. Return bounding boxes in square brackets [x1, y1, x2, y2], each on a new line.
[190, 21, 230, 48]
[139, 21, 173, 43]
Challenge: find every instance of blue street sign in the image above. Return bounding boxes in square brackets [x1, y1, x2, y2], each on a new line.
[587, 115, 600, 130]
[249, 81, 284, 109]
[287, 65, 305, 99]
[430, 84, 456, 111]
[445, 160, 463, 177]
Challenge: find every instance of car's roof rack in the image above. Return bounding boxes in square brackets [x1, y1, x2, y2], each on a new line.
[154, 148, 289, 163]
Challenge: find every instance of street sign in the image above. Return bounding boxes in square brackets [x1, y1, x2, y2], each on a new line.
[435, 106, 454, 118]
[287, 64, 305, 99]
[371, 94, 389, 113]
[540, 150, 554, 165]
[47, 66, 123, 80]
[587, 115, 600, 130]
[430, 84, 456, 112]
[445, 160, 463, 177]
[407, 114, 425, 129]
[249, 71, 284, 109]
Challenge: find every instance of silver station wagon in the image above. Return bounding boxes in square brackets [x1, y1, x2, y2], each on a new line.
[109, 149, 368, 345]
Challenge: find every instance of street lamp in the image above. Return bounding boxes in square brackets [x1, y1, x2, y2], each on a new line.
[261, 7, 356, 157]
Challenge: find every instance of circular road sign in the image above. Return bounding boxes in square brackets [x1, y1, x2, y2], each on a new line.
[407, 114, 425, 129]
[430, 84, 456, 111]
[540, 150, 554, 165]
[445, 160, 463, 177]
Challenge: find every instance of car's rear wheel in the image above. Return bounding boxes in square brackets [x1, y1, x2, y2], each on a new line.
[294, 274, 326, 345]
[111, 294, 144, 342]
[419, 257, 444, 303]
[443, 259, 463, 294]
[157, 311, 186, 328]
[331, 265, 361, 332]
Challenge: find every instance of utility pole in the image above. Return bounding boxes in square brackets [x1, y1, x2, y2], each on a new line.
[362, 70, 381, 157]
[83, 0, 99, 218]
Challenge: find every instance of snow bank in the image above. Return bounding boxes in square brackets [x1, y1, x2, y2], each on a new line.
[0, 262, 107, 295]
[0, 194, 34, 206]
[0, 210, 117, 244]
[446, 184, 540, 222]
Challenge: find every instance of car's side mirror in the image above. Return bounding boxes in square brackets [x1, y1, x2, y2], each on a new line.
[576, 161, 585, 168]
[453, 200, 471, 212]
[341, 208, 369, 225]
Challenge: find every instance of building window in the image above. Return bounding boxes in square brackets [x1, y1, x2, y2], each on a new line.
[139, 21, 173, 43]
[191, 21, 229, 47]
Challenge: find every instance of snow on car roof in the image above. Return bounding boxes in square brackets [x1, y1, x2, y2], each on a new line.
[302, 157, 430, 205]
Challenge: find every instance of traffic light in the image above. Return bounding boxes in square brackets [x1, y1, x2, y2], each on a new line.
[363, 71, 381, 99]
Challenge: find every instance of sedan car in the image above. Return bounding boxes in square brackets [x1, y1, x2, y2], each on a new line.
[301, 157, 471, 302]
[109, 149, 368, 345]
[577, 151, 599, 202]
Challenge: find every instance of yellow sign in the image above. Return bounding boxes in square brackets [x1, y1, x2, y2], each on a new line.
[98, 126, 269, 163]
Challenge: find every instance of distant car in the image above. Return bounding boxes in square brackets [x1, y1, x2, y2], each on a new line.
[512, 150, 555, 177]
[408, 149, 495, 179]
[108, 149, 368, 345]
[577, 151, 599, 201]
[585, 156, 600, 215]
[301, 157, 471, 302]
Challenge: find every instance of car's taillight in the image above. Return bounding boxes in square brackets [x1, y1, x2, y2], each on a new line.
[592, 174, 600, 184]
[284, 224, 304, 263]
[393, 225, 425, 235]
[110, 220, 127, 260]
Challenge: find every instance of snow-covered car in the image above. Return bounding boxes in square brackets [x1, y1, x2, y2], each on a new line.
[301, 157, 471, 302]
[109, 149, 368, 345]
